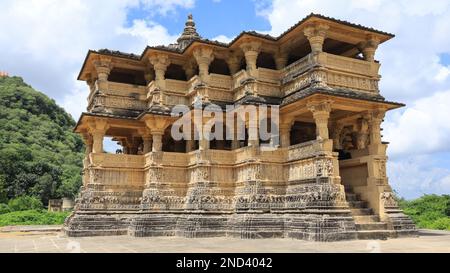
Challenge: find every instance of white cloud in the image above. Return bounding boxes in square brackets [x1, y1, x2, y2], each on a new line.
[259, 0, 450, 198]
[212, 35, 234, 43]
[140, 0, 195, 15]
[0, 0, 193, 120]
[388, 155, 450, 199]
[61, 78, 89, 120]
[384, 90, 450, 158]
[117, 19, 179, 49]
[435, 66, 450, 82]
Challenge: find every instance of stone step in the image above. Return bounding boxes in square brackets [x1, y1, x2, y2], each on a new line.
[356, 222, 388, 231]
[353, 215, 380, 223]
[350, 208, 373, 216]
[348, 201, 368, 208]
[357, 230, 395, 240]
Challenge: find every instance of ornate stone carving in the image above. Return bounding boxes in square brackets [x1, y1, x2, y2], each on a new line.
[381, 192, 398, 208]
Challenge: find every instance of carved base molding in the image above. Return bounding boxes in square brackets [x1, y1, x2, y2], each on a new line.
[65, 211, 358, 241]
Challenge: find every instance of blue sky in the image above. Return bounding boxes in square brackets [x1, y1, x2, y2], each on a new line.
[126, 0, 271, 40]
[0, 0, 449, 199]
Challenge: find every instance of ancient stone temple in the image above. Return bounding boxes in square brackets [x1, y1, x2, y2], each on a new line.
[64, 14, 416, 241]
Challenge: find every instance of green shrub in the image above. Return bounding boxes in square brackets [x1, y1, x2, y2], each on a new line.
[399, 194, 450, 230]
[429, 217, 450, 231]
[0, 210, 70, 226]
[0, 204, 10, 214]
[7, 196, 43, 211]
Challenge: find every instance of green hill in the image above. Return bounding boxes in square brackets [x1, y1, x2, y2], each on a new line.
[0, 76, 84, 205]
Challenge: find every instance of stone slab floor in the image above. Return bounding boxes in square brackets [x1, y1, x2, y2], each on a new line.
[0, 229, 449, 253]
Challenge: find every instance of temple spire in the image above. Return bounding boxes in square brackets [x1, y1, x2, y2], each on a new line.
[177, 14, 201, 49]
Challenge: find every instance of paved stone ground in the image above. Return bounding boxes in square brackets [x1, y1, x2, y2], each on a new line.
[0, 228, 449, 253]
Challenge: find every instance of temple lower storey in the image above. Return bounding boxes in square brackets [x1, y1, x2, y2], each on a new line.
[64, 144, 416, 241]
[64, 14, 417, 241]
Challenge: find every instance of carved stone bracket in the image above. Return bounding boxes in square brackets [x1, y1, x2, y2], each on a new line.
[304, 23, 329, 54]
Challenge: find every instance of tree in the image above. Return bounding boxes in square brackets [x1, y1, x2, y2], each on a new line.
[0, 76, 84, 204]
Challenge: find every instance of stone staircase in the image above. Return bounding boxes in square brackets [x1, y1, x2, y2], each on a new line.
[345, 187, 395, 240]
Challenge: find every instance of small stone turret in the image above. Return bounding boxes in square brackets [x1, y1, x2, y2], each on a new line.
[176, 14, 201, 50]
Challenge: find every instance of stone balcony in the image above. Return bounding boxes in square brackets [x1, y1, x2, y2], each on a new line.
[282, 52, 381, 95]
[87, 52, 380, 115]
[87, 81, 148, 115]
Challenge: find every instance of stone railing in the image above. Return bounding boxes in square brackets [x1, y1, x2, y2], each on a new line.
[281, 52, 380, 94]
[89, 153, 145, 169]
[286, 156, 335, 182]
[208, 149, 236, 165]
[232, 70, 249, 89]
[286, 140, 338, 182]
[235, 146, 260, 163]
[287, 139, 333, 161]
[318, 53, 379, 77]
[256, 68, 281, 84]
[165, 79, 188, 94]
[259, 148, 286, 163]
[88, 80, 148, 112]
[209, 73, 232, 90]
[88, 93, 148, 112]
[282, 54, 315, 84]
[107, 81, 147, 98]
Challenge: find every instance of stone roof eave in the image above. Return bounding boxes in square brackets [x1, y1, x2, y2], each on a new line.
[77, 13, 395, 81]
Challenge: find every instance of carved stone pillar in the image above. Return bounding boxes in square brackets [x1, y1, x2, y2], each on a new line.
[144, 69, 155, 85]
[82, 133, 93, 156]
[232, 120, 244, 149]
[149, 53, 170, 87]
[183, 61, 196, 80]
[226, 55, 241, 75]
[88, 120, 109, 154]
[240, 41, 261, 76]
[185, 124, 195, 152]
[142, 136, 152, 154]
[275, 51, 289, 70]
[138, 128, 152, 154]
[151, 131, 163, 152]
[279, 124, 292, 148]
[91, 132, 104, 154]
[186, 140, 195, 152]
[331, 122, 345, 150]
[308, 101, 332, 140]
[94, 57, 113, 91]
[368, 110, 385, 146]
[360, 36, 380, 62]
[86, 75, 96, 94]
[247, 123, 259, 147]
[144, 116, 172, 153]
[193, 46, 214, 82]
[195, 122, 210, 151]
[199, 138, 210, 150]
[304, 24, 329, 54]
[356, 117, 370, 150]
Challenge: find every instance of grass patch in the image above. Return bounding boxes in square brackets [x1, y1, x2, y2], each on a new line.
[0, 210, 70, 227]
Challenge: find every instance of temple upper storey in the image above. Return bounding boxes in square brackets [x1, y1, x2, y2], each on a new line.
[77, 13, 396, 118]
